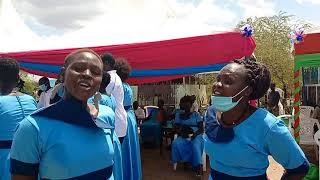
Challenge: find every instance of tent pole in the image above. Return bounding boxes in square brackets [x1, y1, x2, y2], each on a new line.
[293, 66, 301, 144]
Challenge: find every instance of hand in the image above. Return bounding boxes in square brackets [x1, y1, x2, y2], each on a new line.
[93, 92, 102, 103]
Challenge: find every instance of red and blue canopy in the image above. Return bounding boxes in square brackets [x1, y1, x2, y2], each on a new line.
[0, 31, 256, 84]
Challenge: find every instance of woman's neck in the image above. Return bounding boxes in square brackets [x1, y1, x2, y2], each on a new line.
[220, 103, 252, 127]
[184, 109, 191, 114]
[63, 94, 87, 107]
[1, 88, 17, 96]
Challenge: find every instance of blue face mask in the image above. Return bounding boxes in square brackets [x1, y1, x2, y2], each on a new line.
[57, 86, 64, 97]
[39, 84, 47, 91]
[211, 86, 248, 112]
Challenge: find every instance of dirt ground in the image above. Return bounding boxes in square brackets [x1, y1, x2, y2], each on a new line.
[141, 145, 318, 180]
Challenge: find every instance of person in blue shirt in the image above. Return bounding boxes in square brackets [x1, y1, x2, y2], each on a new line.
[205, 57, 309, 179]
[0, 57, 37, 179]
[9, 49, 115, 180]
[88, 71, 122, 180]
[114, 58, 142, 180]
[88, 72, 116, 111]
[172, 95, 204, 177]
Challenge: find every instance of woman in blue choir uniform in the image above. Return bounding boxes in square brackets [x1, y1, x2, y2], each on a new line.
[88, 72, 122, 180]
[0, 57, 37, 179]
[171, 95, 204, 176]
[10, 49, 115, 180]
[205, 58, 309, 179]
[115, 59, 142, 180]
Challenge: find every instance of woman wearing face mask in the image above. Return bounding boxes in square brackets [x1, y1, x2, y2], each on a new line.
[10, 49, 115, 180]
[0, 57, 37, 179]
[37, 76, 52, 108]
[50, 71, 65, 104]
[172, 95, 204, 176]
[205, 58, 309, 179]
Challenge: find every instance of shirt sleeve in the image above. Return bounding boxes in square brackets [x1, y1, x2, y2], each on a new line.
[106, 73, 115, 95]
[196, 112, 203, 123]
[173, 113, 179, 124]
[10, 118, 41, 176]
[265, 120, 308, 169]
[112, 76, 127, 137]
[37, 93, 45, 108]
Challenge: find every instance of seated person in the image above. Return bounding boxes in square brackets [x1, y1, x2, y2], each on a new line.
[140, 99, 167, 147]
[133, 101, 146, 125]
[171, 95, 204, 176]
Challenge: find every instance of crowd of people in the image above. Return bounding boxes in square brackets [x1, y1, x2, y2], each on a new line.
[0, 51, 311, 180]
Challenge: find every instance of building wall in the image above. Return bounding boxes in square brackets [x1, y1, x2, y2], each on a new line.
[136, 85, 208, 108]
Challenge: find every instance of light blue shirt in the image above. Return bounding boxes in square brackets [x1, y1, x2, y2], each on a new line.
[122, 83, 133, 107]
[10, 105, 115, 179]
[0, 94, 37, 140]
[88, 94, 116, 112]
[204, 108, 307, 177]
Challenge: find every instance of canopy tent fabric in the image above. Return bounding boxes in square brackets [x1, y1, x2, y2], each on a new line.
[295, 31, 320, 68]
[292, 29, 320, 143]
[0, 31, 256, 84]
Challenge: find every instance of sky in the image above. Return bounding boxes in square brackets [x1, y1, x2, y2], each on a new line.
[0, 0, 320, 52]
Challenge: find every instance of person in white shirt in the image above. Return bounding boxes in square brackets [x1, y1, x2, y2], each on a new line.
[101, 53, 128, 140]
[133, 101, 145, 124]
[37, 77, 52, 109]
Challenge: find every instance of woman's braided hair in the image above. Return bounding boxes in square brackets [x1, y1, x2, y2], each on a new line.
[234, 56, 271, 100]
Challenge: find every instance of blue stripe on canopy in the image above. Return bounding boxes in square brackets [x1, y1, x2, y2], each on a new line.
[19, 62, 226, 78]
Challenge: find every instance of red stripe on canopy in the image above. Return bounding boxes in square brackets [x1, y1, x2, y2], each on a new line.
[295, 33, 320, 55]
[0, 32, 255, 69]
[0, 32, 256, 84]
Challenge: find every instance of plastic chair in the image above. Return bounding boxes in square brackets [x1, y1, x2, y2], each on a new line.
[285, 108, 320, 145]
[144, 106, 158, 117]
[288, 115, 320, 145]
[300, 106, 314, 117]
[278, 113, 319, 164]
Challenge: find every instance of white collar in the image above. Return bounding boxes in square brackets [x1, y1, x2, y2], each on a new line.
[107, 70, 117, 73]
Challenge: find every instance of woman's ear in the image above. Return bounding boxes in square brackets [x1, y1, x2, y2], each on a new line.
[15, 75, 20, 84]
[245, 86, 253, 97]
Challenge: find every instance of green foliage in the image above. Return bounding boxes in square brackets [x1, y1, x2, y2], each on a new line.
[237, 12, 312, 97]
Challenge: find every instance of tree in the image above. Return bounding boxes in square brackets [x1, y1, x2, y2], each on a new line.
[237, 12, 312, 98]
